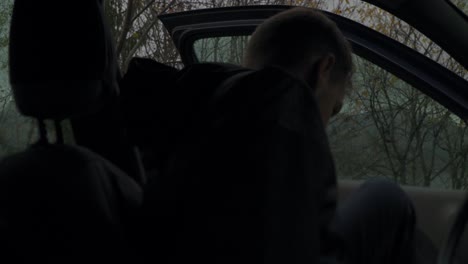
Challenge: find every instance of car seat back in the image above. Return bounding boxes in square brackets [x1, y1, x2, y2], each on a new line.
[120, 59, 248, 177]
[0, 1, 143, 262]
[138, 64, 335, 264]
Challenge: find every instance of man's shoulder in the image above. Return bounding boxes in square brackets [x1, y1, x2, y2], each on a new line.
[320, 257, 342, 264]
[220, 65, 312, 104]
[221, 65, 309, 93]
[178, 62, 249, 80]
[242, 65, 306, 86]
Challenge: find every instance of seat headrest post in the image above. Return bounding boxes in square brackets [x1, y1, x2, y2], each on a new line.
[37, 119, 48, 145]
[55, 120, 64, 145]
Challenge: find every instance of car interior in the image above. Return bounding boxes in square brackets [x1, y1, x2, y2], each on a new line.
[0, 0, 467, 263]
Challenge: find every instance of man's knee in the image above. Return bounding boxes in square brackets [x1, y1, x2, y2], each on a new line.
[357, 177, 415, 219]
[337, 177, 415, 223]
[362, 178, 411, 203]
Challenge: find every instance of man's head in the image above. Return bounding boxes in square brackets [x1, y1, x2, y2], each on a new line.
[243, 8, 353, 125]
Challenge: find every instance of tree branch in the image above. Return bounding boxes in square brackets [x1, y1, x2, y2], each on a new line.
[158, 0, 178, 15]
[131, 0, 157, 24]
[122, 0, 177, 69]
[116, 0, 136, 56]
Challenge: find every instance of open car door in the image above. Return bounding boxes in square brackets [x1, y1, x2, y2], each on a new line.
[158, 2, 468, 258]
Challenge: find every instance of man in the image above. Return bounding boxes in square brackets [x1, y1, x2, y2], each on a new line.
[137, 7, 422, 264]
[243, 7, 417, 264]
[244, 7, 351, 127]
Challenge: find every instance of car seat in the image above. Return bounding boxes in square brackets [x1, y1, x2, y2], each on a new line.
[136, 63, 335, 264]
[120, 59, 249, 180]
[0, 0, 143, 263]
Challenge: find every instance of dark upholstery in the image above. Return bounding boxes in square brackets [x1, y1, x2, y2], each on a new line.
[120, 59, 248, 175]
[5, 0, 147, 182]
[120, 58, 179, 173]
[2, 1, 144, 262]
[9, 0, 117, 119]
[0, 144, 142, 263]
[139, 65, 335, 264]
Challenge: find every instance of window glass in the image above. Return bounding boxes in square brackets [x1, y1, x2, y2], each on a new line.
[192, 34, 468, 190]
[194, 36, 250, 64]
[328, 55, 468, 189]
[316, 0, 467, 81]
[0, 0, 39, 159]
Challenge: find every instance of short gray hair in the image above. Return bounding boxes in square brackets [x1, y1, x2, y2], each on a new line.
[243, 7, 353, 79]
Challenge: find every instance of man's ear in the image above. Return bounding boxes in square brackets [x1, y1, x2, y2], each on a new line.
[303, 53, 335, 93]
[317, 53, 336, 81]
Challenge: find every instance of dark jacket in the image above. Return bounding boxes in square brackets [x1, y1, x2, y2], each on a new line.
[126, 61, 339, 263]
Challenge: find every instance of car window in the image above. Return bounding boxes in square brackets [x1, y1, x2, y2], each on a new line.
[328, 55, 468, 190]
[194, 36, 250, 65]
[319, 0, 467, 81]
[192, 34, 468, 190]
[104, 0, 184, 72]
[0, 0, 39, 160]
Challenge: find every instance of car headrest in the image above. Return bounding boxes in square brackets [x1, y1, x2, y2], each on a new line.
[120, 59, 249, 172]
[8, 0, 118, 120]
